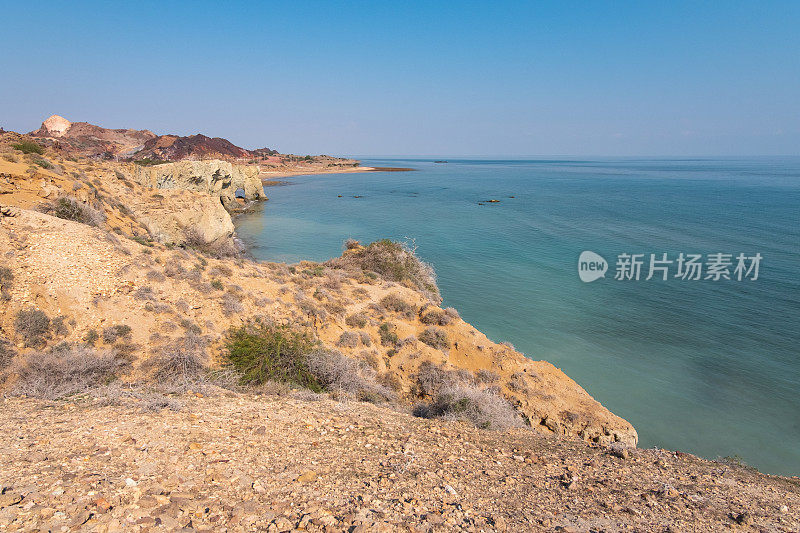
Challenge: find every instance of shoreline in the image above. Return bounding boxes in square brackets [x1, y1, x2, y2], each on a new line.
[260, 165, 415, 183]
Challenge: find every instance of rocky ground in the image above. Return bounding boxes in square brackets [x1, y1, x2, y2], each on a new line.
[0, 392, 798, 532]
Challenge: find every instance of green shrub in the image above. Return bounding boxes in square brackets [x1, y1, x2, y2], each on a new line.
[211, 279, 224, 290]
[132, 158, 165, 166]
[378, 322, 398, 346]
[419, 327, 449, 349]
[14, 308, 51, 347]
[33, 158, 52, 169]
[223, 319, 320, 389]
[11, 140, 44, 155]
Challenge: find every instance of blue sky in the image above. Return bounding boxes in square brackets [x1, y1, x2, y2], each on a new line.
[1, 1, 798, 156]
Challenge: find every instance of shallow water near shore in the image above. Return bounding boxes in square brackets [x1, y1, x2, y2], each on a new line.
[235, 157, 800, 476]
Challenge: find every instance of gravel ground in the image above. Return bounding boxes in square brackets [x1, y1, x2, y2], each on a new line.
[0, 391, 798, 532]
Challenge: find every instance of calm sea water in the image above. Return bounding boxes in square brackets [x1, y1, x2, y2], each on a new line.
[235, 158, 800, 476]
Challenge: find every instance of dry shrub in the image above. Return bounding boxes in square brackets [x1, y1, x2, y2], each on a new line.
[444, 307, 460, 320]
[103, 324, 132, 343]
[359, 331, 372, 347]
[141, 395, 183, 412]
[14, 308, 51, 348]
[345, 313, 368, 328]
[476, 369, 500, 384]
[413, 385, 523, 430]
[222, 292, 244, 314]
[0, 337, 16, 370]
[380, 293, 417, 317]
[419, 327, 449, 349]
[38, 196, 106, 227]
[183, 228, 243, 258]
[420, 307, 452, 326]
[326, 239, 441, 303]
[134, 286, 156, 301]
[146, 270, 166, 282]
[336, 331, 360, 348]
[0, 265, 13, 302]
[508, 372, 530, 393]
[306, 348, 395, 403]
[413, 361, 458, 397]
[351, 287, 370, 299]
[142, 332, 208, 384]
[9, 344, 129, 399]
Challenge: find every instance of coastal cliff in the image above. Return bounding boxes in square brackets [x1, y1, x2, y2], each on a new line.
[0, 130, 636, 446]
[2, 128, 800, 532]
[132, 159, 265, 210]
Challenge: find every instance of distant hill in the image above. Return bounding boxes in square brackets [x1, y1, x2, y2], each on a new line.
[30, 114, 272, 162]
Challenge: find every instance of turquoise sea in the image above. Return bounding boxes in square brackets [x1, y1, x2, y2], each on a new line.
[234, 158, 800, 476]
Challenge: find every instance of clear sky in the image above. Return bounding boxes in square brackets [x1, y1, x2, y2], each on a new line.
[2, 1, 798, 156]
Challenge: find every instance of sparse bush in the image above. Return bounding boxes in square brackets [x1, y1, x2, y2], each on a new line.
[476, 369, 500, 384]
[336, 331, 360, 348]
[0, 337, 15, 369]
[142, 332, 208, 384]
[351, 287, 369, 299]
[33, 158, 52, 169]
[444, 307, 460, 320]
[306, 348, 395, 403]
[179, 319, 201, 334]
[38, 197, 105, 227]
[413, 361, 458, 397]
[326, 239, 441, 303]
[133, 286, 156, 301]
[102, 324, 132, 343]
[9, 344, 129, 399]
[2, 153, 19, 163]
[359, 331, 372, 346]
[51, 315, 68, 337]
[222, 292, 244, 314]
[508, 372, 530, 393]
[380, 293, 416, 317]
[84, 329, 99, 346]
[224, 319, 320, 389]
[141, 396, 183, 412]
[413, 385, 523, 430]
[378, 322, 398, 346]
[420, 308, 451, 326]
[419, 327, 449, 349]
[211, 279, 224, 290]
[344, 238, 361, 250]
[15, 308, 51, 348]
[11, 140, 44, 155]
[146, 270, 166, 282]
[0, 265, 13, 301]
[345, 312, 368, 328]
